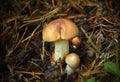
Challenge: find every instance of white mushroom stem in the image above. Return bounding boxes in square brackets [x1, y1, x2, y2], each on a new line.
[54, 39, 69, 62]
[65, 65, 75, 75]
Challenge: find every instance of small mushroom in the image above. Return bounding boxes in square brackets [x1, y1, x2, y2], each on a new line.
[65, 53, 80, 75]
[71, 36, 81, 46]
[43, 18, 79, 63]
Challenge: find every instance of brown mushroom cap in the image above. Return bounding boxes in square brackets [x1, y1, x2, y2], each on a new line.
[65, 53, 80, 69]
[43, 18, 79, 42]
[71, 36, 81, 46]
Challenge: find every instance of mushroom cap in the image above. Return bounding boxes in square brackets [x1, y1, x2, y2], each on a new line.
[65, 53, 80, 69]
[43, 18, 79, 42]
[71, 36, 81, 46]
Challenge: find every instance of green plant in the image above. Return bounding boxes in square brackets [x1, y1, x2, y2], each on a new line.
[87, 78, 100, 82]
[104, 61, 120, 82]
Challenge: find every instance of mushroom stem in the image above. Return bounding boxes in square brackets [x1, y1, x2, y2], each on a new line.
[65, 65, 75, 75]
[54, 39, 69, 62]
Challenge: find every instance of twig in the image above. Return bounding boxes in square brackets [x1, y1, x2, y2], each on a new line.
[16, 71, 44, 76]
[24, 23, 41, 50]
[80, 27, 101, 54]
[23, 7, 60, 23]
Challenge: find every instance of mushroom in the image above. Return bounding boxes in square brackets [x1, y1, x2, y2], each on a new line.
[71, 36, 81, 49]
[71, 36, 81, 46]
[42, 18, 79, 63]
[65, 53, 80, 75]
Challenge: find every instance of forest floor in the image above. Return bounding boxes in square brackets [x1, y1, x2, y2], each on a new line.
[0, 0, 120, 82]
